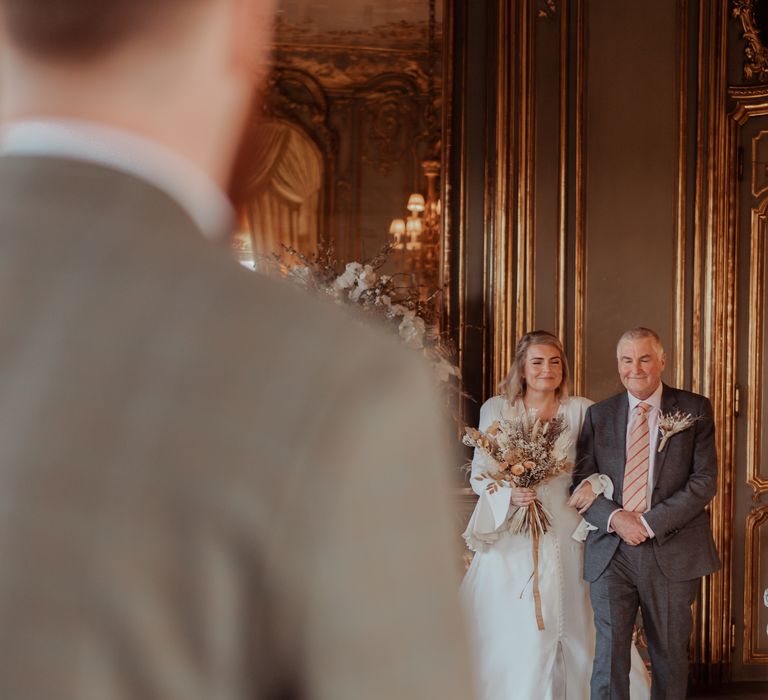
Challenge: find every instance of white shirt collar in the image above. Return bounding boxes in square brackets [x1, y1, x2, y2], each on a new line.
[627, 382, 663, 414]
[0, 119, 235, 240]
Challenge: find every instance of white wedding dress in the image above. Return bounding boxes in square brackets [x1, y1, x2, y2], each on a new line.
[461, 395, 651, 700]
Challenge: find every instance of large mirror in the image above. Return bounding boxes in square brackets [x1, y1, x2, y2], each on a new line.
[231, 0, 445, 296]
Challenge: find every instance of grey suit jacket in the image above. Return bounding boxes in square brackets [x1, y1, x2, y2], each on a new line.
[573, 384, 721, 582]
[0, 156, 474, 700]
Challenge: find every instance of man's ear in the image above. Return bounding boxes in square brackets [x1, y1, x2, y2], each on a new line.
[230, 0, 275, 81]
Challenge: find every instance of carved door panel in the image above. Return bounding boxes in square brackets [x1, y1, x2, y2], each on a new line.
[732, 94, 768, 683]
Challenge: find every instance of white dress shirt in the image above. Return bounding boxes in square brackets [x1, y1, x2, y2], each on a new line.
[607, 382, 664, 537]
[0, 119, 235, 240]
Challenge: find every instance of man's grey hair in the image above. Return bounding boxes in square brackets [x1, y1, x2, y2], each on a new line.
[616, 327, 665, 358]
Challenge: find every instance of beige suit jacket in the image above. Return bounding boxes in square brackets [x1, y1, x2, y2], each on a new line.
[0, 156, 474, 700]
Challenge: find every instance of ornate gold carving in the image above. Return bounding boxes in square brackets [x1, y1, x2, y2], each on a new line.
[744, 506, 768, 663]
[360, 78, 420, 176]
[691, 0, 734, 681]
[674, 0, 689, 389]
[731, 90, 768, 126]
[273, 18, 441, 92]
[556, 0, 569, 343]
[537, 0, 557, 19]
[731, 84, 768, 101]
[261, 68, 337, 160]
[573, 0, 587, 396]
[274, 45, 431, 92]
[451, 0, 468, 422]
[439, 0, 455, 337]
[521, 0, 536, 335]
[275, 17, 440, 52]
[733, 0, 768, 82]
[747, 199, 768, 495]
[752, 130, 768, 198]
[490, 0, 537, 388]
[731, 88, 768, 502]
[491, 0, 514, 390]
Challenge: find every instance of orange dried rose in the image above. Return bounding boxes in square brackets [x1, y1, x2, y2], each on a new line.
[499, 461, 512, 472]
[523, 460, 536, 470]
[511, 463, 525, 476]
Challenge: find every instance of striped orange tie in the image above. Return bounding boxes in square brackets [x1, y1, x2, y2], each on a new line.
[623, 402, 651, 512]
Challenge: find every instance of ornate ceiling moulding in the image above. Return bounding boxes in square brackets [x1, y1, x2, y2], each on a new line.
[274, 17, 441, 53]
[260, 68, 337, 159]
[272, 15, 439, 92]
[273, 46, 429, 92]
[728, 84, 768, 124]
[730, 84, 768, 99]
[733, 0, 768, 82]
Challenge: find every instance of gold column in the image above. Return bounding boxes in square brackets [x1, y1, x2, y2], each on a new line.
[572, 0, 586, 397]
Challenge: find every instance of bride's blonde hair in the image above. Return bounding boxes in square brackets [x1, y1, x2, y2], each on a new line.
[499, 330, 571, 402]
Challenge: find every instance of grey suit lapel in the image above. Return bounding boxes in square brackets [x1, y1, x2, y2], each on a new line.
[653, 384, 678, 488]
[612, 393, 630, 495]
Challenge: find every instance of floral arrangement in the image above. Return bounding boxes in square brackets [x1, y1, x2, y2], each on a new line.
[657, 410, 697, 452]
[462, 409, 572, 630]
[463, 411, 572, 537]
[263, 243, 461, 388]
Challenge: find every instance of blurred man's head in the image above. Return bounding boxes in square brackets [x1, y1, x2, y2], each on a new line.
[0, 0, 275, 185]
[0, 1, 197, 61]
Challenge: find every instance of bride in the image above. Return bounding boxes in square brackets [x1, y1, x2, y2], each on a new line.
[461, 331, 650, 700]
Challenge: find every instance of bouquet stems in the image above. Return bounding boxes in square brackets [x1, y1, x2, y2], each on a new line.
[508, 497, 552, 537]
[532, 527, 544, 631]
[511, 500, 548, 630]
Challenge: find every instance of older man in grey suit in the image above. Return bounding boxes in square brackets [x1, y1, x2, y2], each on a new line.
[0, 2, 474, 699]
[571, 328, 720, 700]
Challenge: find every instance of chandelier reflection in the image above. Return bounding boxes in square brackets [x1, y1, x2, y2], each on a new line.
[389, 159, 441, 298]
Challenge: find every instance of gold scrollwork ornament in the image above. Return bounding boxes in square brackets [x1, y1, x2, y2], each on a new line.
[734, 0, 768, 82]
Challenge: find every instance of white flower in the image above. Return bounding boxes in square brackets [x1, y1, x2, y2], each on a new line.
[357, 264, 377, 289]
[347, 264, 377, 302]
[386, 303, 408, 319]
[333, 262, 362, 290]
[398, 314, 425, 349]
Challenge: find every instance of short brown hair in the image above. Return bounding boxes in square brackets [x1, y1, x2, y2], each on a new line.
[0, 1, 187, 60]
[499, 330, 571, 402]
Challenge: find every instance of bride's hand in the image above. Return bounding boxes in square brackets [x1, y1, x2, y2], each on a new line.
[509, 487, 536, 507]
[567, 481, 596, 513]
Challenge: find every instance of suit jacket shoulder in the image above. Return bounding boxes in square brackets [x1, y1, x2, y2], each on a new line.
[584, 391, 626, 421]
[0, 156, 474, 700]
[661, 384, 712, 410]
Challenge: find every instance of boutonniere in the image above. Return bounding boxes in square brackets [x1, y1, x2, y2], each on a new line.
[657, 410, 697, 452]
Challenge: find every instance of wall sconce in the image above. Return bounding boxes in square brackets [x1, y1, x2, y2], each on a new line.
[407, 193, 426, 214]
[389, 160, 441, 295]
[391, 193, 429, 252]
[405, 216, 423, 251]
[389, 218, 406, 249]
